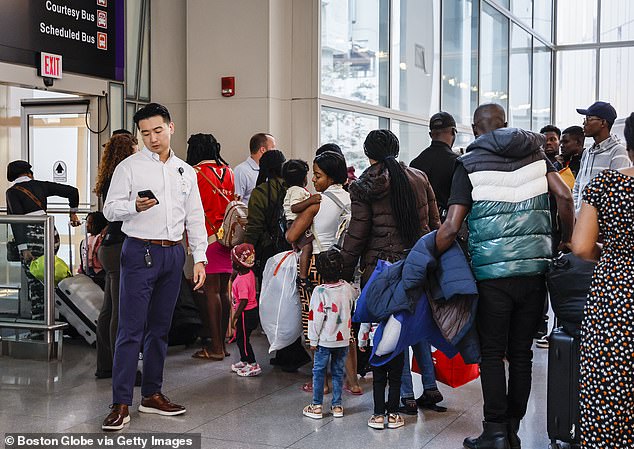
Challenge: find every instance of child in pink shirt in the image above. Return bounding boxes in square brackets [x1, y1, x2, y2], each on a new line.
[230, 243, 261, 377]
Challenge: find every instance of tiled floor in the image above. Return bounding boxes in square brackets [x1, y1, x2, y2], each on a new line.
[0, 333, 553, 449]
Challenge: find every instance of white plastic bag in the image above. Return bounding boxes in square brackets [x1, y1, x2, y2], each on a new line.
[259, 250, 302, 353]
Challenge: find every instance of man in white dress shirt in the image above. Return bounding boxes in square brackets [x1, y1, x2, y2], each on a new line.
[233, 132, 276, 203]
[101, 103, 207, 431]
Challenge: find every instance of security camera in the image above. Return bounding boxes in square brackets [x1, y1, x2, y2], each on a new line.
[43, 77, 54, 87]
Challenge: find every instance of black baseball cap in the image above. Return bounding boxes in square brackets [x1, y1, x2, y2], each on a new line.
[576, 101, 617, 126]
[429, 112, 457, 130]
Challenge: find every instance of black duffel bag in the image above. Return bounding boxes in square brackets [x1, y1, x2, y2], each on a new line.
[546, 253, 596, 336]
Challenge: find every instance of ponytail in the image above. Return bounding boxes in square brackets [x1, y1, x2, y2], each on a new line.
[364, 129, 421, 247]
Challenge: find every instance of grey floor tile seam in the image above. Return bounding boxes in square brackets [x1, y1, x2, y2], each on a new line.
[185, 380, 310, 433]
[418, 397, 483, 449]
[200, 436, 285, 448]
[283, 415, 339, 449]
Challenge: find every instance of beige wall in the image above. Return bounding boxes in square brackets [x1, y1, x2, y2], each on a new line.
[150, 0, 188, 158]
[184, 0, 319, 168]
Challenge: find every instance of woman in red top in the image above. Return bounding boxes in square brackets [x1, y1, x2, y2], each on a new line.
[186, 133, 235, 360]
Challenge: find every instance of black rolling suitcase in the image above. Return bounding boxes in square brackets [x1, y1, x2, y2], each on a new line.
[547, 327, 581, 449]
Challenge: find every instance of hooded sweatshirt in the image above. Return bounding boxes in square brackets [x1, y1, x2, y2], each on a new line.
[571, 135, 630, 214]
[459, 128, 552, 281]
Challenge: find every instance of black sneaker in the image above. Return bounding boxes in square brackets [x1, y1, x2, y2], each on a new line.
[399, 398, 418, 415]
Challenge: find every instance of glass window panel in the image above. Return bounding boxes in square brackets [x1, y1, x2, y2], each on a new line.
[126, 0, 143, 99]
[555, 49, 596, 128]
[126, 102, 137, 134]
[139, 3, 151, 101]
[441, 0, 479, 126]
[320, 0, 389, 107]
[600, 0, 634, 42]
[532, 44, 551, 131]
[512, 0, 533, 27]
[391, 120, 429, 165]
[320, 106, 380, 173]
[556, 0, 597, 44]
[509, 25, 532, 130]
[496, 0, 510, 8]
[109, 83, 124, 131]
[480, 3, 509, 112]
[599, 47, 634, 121]
[391, 0, 440, 116]
[455, 131, 474, 154]
[533, 0, 552, 41]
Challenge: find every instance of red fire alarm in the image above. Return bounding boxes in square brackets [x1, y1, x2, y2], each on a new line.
[221, 77, 235, 97]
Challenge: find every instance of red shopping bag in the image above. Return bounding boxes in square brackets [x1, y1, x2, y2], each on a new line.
[412, 350, 480, 388]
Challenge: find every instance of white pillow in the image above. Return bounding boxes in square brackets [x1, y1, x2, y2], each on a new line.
[374, 315, 401, 356]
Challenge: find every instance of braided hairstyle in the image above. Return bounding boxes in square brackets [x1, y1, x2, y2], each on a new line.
[256, 150, 286, 186]
[364, 129, 421, 247]
[624, 112, 634, 151]
[315, 248, 344, 283]
[186, 133, 228, 167]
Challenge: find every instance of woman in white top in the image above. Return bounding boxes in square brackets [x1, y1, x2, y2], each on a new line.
[286, 150, 363, 395]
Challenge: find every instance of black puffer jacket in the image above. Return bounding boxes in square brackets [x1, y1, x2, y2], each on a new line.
[340, 161, 440, 285]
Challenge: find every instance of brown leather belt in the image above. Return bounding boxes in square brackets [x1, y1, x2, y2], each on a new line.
[133, 237, 182, 247]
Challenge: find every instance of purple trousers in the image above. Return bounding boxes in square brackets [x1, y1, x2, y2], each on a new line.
[112, 237, 185, 405]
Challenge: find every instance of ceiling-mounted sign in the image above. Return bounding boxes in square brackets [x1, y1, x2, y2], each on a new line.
[40, 52, 62, 79]
[0, 0, 124, 81]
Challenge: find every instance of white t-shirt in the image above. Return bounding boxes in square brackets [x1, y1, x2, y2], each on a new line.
[312, 184, 350, 254]
[283, 185, 311, 221]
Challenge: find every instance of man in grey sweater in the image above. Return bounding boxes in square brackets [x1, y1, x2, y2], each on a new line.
[572, 101, 631, 214]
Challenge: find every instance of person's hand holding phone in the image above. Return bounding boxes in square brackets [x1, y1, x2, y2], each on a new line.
[136, 190, 158, 212]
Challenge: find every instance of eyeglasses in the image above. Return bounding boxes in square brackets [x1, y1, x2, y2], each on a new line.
[583, 116, 603, 124]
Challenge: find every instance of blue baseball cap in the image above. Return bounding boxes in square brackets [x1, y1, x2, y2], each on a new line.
[576, 101, 617, 126]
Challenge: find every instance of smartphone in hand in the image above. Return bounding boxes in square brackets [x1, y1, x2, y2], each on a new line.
[138, 189, 159, 204]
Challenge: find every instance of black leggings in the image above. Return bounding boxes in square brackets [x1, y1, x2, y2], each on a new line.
[372, 351, 405, 415]
[236, 307, 259, 364]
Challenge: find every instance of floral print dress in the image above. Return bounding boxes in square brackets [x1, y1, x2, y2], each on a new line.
[579, 169, 634, 449]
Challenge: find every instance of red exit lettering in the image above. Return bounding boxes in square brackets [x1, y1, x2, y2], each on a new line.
[40, 52, 63, 79]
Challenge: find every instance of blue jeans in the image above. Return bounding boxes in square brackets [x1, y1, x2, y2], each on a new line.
[401, 340, 437, 399]
[312, 345, 348, 407]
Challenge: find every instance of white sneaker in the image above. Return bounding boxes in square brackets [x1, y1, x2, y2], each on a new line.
[231, 361, 247, 373]
[237, 363, 262, 377]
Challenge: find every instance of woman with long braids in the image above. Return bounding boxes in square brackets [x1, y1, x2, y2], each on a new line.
[340, 130, 440, 422]
[94, 132, 138, 378]
[187, 133, 234, 360]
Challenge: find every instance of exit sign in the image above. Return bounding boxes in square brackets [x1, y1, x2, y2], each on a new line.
[40, 52, 63, 79]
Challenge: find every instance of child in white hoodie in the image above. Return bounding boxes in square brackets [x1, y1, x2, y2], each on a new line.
[302, 249, 357, 420]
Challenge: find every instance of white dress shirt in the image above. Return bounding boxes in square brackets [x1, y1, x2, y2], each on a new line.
[103, 147, 208, 264]
[233, 156, 259, 203]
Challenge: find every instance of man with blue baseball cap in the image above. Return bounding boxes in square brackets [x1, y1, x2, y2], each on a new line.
[572, 101, 630, 214]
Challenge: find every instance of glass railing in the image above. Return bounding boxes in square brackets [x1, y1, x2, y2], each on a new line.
[0, 215, 68, 360]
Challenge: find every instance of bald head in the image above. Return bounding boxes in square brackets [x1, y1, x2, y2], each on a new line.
[472, 103, 507, 137]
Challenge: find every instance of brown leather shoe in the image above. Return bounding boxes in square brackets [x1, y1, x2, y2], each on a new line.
[102, 404, 130, 431]
[138, 392, 186, 416]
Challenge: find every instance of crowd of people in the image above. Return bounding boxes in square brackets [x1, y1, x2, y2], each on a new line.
[5, 99, 634, 448]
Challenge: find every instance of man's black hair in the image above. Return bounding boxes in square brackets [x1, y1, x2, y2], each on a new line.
[562, 125, 585, 144]
[133, 103, 171, 128]
[316, 143, 343, 156]
[315, 248, 344, 283]
[540, 124, 561, 138]
[313, 151, 348, 185]
[249, 133, 273, 154]
[282, 159, 309, 187]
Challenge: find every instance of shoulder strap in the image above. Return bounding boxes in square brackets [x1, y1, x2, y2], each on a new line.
[322, 191, 350, 214]
[13, 184, 45, 210]
[194, 165, 233, 203]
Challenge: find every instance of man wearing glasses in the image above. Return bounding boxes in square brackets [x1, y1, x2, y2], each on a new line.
[572, 101, 630, 214]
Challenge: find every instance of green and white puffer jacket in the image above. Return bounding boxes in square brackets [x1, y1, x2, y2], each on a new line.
[460, 127, 552, 281]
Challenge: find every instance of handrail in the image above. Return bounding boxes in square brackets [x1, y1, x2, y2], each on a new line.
[0, 214, 57, 345]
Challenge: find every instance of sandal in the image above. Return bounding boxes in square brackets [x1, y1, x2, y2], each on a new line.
[191, 348, 224, 360]
[387, 413, 404, 429]
[344, 385, 363, 395]
[302, 404, 323, 419]
[301, 383, 313, 393]
[368, 414, 385, 429]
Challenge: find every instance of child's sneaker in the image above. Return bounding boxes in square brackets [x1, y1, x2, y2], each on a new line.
[236, 363, 261, 377]
[367, 414, 385, 429]
[331, 405, 344, 418]
[387, 413, 404, 429]
[231, 361, 247, 373]
[303, 404, 323, 419]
